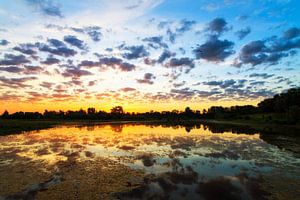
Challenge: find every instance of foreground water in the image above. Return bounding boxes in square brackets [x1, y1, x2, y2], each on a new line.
[0, 122, 299, 199]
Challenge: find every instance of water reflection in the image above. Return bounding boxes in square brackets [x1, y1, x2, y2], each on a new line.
[0, 122, 299, 199]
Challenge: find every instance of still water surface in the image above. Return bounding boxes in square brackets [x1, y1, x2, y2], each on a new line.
[0, 123, 299, 199]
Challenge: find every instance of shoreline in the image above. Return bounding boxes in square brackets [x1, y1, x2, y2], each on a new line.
[0, 118, 299, 136]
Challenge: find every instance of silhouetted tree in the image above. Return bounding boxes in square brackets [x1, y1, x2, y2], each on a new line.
[1, 110, 9, 119]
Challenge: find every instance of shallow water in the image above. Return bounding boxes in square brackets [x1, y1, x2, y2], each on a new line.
[0, 122, 299, 199]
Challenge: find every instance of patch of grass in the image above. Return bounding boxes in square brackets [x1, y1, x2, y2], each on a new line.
[0, 120, 63, 135]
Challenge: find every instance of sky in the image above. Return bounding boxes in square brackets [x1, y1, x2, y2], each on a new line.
[0, 0, 299, 113]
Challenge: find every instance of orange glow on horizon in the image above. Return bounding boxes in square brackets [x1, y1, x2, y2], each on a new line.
[0, 99, 260, 114]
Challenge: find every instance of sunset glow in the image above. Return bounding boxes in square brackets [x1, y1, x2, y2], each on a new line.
[0, 0, 299, 113]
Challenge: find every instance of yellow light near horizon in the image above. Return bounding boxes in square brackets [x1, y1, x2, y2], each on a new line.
[0, 98, 260, 114]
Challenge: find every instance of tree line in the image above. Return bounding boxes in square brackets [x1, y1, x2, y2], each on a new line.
[1, 88, 300, 123]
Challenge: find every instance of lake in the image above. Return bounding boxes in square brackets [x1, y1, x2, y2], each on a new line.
[0, 122, 299, 199]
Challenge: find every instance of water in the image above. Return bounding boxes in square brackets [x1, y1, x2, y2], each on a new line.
[0, 122, 299, 199]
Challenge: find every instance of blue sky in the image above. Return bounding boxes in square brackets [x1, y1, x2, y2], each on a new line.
[0, 0, 299, 112]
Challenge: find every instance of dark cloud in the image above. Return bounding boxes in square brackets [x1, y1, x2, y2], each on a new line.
[203, 81, 223, 86]
[164, 19, 195, 44]
[176, 19, 196, 34]
[62, 68, 93, 77]
[157, 50, 174, 63]
[41, 56, 60, 65]
[0, 54, 31, 65]
[203, 80, 235, 88]
[40, 81, 54, 89]
[224, 88, 274, 99]
[250, 81, 265, 86]
[0, 76, 37, 88]
[203, 79, 247, 89]
[143, 57, 156, 65]
[167, 29, 176, 43]
[235, 27, 251, 40]
[0, 66, 23, 73]
[78, 60, 100, 68]
[157, 20, 172, 30]
[48, 38, 65, 48]
[234, 28, 300, 67]
[26, 0, 63, 17]
[170, 87, 196, 99]
[142, 36, 168, 49]
[36, 40, 77, 57]
[79, 57, 136, 72]
[219, 79, 236, 88]
[136, 73, 156, 84]
[120, 87, 136, 92]
[0, 39, 9, 46]
[206, 18, 231, 36]
[63, 35, 87, 50]
[282, 27, 300, 39]
[249, 73, 274, 79]
[100, 57, 136, 71]
[165, 57, 195, 73]
[72, 26, 102, 42]
[173, 81, 186, 88]
[13, 43, 37, 55]
[23, 65, 44, 74]
[193, 36, 235, 62]
[121, 45, 149, 60]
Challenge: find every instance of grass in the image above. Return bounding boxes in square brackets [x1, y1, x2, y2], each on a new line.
[0, 119, 64, 135]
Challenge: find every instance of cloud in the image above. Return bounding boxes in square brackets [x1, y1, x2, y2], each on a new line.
[170, 87, 196, 99]
[235, 27, 251, 40]
[206, 18, 231, 36]
[121, 45, 149, 60]
[249, 73, 274, 79]
[282, 27, 300, 39]
[142, 36, 168, 49]
[100, 57, 136, 71]
[250, 81, 265, 86]
[234, 28, 300, 67]
[203, 80, 223, 86]
[164, 19, 196, 43]
[136, 73, 156, 84]
[0, 76, 37, 88]
[23, 65, 44, 74]
[79, 57, 136, 71]
[40, 81, 55, 89]
[25, 0, 63, 17]
[201, 3, 220, 11]
[47, 38, 65, 48]
[193, 36, 235, 62]
[120, 87, 137, 92]
[203, 79, 236, 89]
[36, 39, 77, 57]
[72, 26, 103, 42]
[157, 50, 174, 63]
[0, 39, 9, 46]
[176, 19, 196, 34]
[13, 43, 37, 55]
[0, 54, 31, 65]
[41, 56, 60, 65]
[166, 29, 176, 43]
[237, 15, 248, 21]
[164, 57, 195, 73]
[62, 68, 93, 77]
[63, 35, 87, 50]
[0, 66, 24, 73]
[173, 81, 186, 88]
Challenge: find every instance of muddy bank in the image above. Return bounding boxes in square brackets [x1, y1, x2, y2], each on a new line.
[0, 156, 145, 200]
